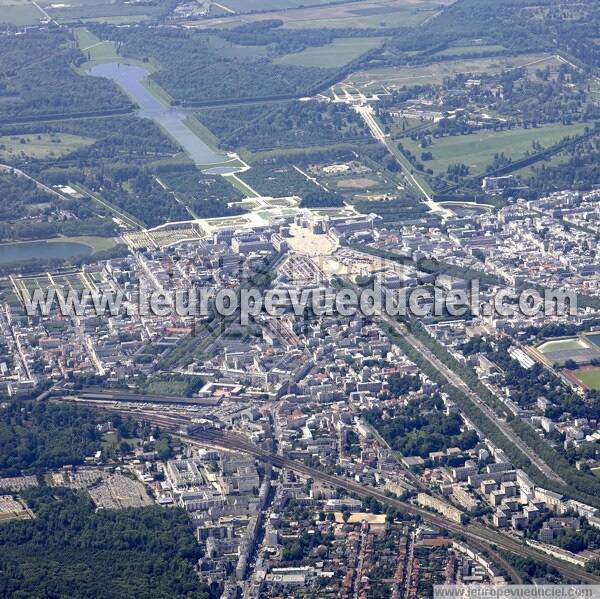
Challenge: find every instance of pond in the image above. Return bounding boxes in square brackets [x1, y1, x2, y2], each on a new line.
[0, 240, 93, 265]
[87, 62, 237, 170]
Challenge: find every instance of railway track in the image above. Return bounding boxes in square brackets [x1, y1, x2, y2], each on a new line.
[186, 429, 600, 584]
[60, 399, 600, 584]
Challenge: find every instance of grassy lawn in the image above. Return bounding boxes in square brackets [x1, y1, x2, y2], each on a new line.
[224, 174, 260, 198]
[74, 27, 163, 74]
[102, 431, 119, 451]
[274, 37, 385, 68]
[74, 28, 118, 61]
[432, 44, 507, 57]
[77, 14, 154, 24]
[400, 122, 587, 176]
[0, 133, 95, 159]
[143, 380, 190, 396]
[48, 236, 119, 254]
[204, 35, 268, 59]
[510, 149, 567, 179]
[573, 367, 600, 390]
[183, 115, 220, 150]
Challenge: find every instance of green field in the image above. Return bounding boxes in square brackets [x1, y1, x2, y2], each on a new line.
[189, 0, 449, 30]
[348, 53, 560, 88]
[204, 35, 268, 59]
[572, 367, 600, 390]
[74, 28, 118, 61]
[78, 14, 154, 24]
[433, 44, 507, 57]
[0, 0, 43, 26]
[39, 0, 158, 24]
[48, 236, 119, 254]
[400, 122, 587, 175]
[510, 149, 567, 179]
[219, 0, 354, 11]
[0, 133, 95, 159]
[282, 9, 437, 29]
[274, 37, 384, 68]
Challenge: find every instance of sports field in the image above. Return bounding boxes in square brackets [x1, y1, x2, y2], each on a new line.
[400, 122, 587, 176]
[538, 338, 589, 354]
[571, 367, 600, 391]
[275, 37, 385, 68]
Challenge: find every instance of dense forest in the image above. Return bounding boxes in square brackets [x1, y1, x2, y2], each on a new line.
[0, 115, 181, 167]
[157, 166, 246, 219]
[0, 171, 117, 241]
[210, 100, 370, 151]
[0, 401, 105, 475]
[0, 487, 214, 599]
[240, 164, 321, 198]
[0, 32, 130, 121]
[97, 27, 332, 105]
[523, 144, 600, 197]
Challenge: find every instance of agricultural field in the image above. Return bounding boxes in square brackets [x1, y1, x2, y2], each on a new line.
[186, 0, 450, 30]
[0, 133, 95, 160]
[37, 0, 160, 24]
[347, 53, 561, 89]
[281, 7, 436, 29]
[399, 122, 588, 176]
[217, 0, 346, 12]
[0, 0, 44, 26]
[274, 37, 385, 68]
